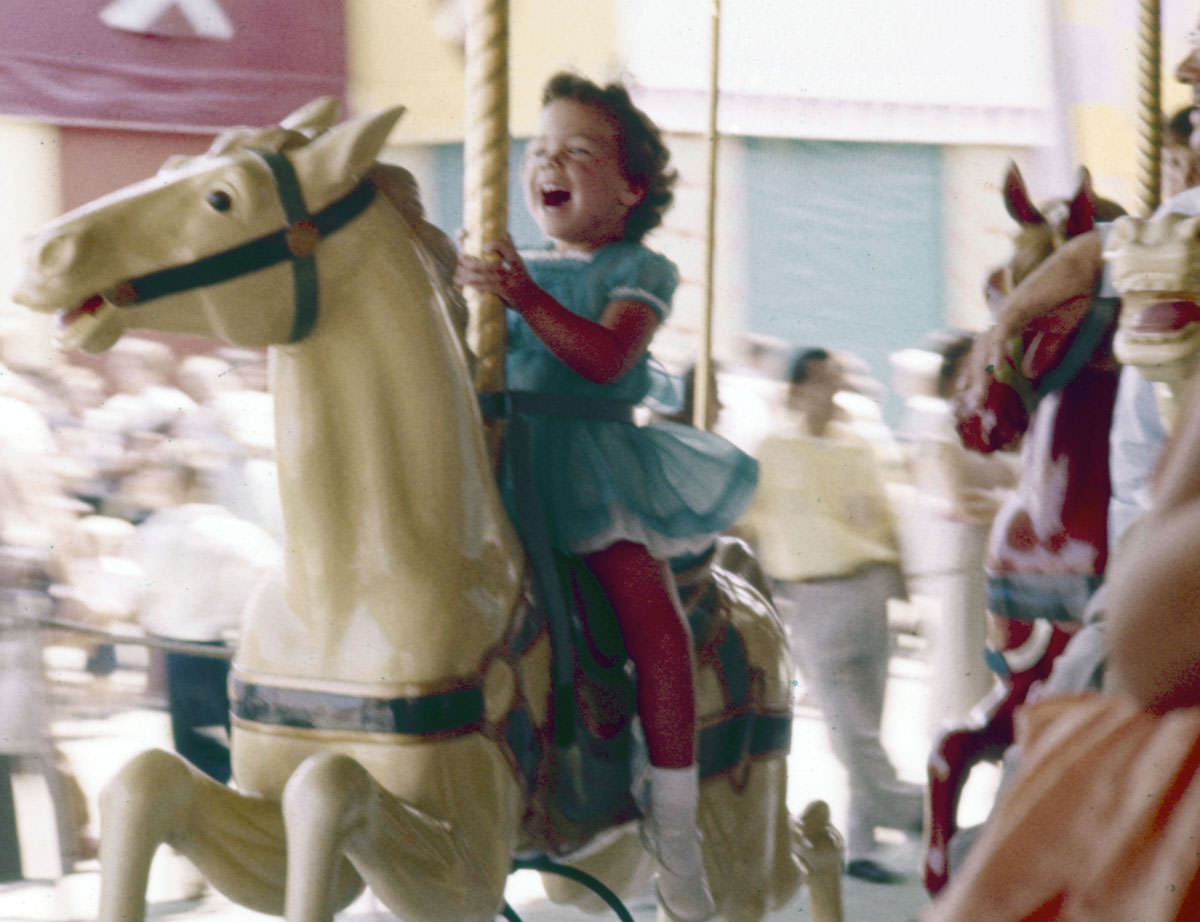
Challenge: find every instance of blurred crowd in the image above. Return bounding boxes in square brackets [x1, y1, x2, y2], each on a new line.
[0, 334, 281, 629]
[0, 333, 283, 869]
[0, 322, 1019, 879]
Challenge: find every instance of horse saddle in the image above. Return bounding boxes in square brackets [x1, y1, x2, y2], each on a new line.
[505, 542, 791, 857]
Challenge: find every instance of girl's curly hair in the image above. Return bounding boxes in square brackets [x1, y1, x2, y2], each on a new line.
[541, 72, 677, 243]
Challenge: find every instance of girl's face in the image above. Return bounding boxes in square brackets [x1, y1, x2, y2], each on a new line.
[522, 98, 644, 252]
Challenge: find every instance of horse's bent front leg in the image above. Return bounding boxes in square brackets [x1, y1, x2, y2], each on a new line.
[280, 753, 367, 922]
[99, 748, 289, 922]
[282, 751, 511, 922]
[923, 616, 1079, 893]
[923, 689, 1012, 895]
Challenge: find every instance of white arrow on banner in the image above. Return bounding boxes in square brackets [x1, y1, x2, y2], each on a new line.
[100, 0, 235, 41]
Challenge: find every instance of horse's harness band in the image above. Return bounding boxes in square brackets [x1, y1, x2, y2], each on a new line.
[230, 676, 486, 738]
[104, 149, 377, 344]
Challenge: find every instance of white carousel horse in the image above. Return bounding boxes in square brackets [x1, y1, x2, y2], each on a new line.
[1106, 207, 1200, 427]
[12, 99, 843, 922]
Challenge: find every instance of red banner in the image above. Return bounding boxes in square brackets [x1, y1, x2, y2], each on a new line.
[0, 0, 345, 132]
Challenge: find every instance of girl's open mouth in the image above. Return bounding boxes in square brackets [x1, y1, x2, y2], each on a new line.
[542, 189, 570, 207]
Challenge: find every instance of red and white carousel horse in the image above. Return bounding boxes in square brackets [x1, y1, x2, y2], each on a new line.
[923, 163, 1125, 895]
[11, 99, 842, 922]
[923, 196, 1200, 922]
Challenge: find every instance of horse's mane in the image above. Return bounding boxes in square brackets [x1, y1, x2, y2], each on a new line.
[368, 163, 472, 365]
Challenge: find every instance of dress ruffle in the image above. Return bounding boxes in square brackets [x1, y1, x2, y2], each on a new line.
[519, 417, 758, 553]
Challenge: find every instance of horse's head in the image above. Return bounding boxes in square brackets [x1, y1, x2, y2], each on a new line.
[1106, 210, 1200, 387]
[958, 164, 1126, 453]
[12, 98, 404, 354]
[985, 162, 1126, 311]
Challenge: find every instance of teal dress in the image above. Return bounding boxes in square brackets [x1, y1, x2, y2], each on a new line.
[501, 241, 758, 556]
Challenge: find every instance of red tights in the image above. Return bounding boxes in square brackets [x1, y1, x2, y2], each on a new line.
[583, 540, 697, 769]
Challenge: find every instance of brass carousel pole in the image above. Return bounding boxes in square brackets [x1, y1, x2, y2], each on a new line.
[694, 0, 722, 431]
[464, 0, 509, 461]
[1134, 0, 1162, 216]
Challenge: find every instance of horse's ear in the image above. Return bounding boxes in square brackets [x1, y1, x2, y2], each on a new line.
[294, 106, 407, 192]
[280, 96, 341, 137]
[1065, 166, 1099, 237]
[1003, 161, 1045, 227]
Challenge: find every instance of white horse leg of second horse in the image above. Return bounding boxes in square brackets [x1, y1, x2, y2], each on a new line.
[282, 751, 515, 922]
[97, 748, 356, 922]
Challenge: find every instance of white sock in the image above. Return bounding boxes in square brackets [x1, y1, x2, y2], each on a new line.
[647, 764, 700, 815]
[645, 764, 714, 922]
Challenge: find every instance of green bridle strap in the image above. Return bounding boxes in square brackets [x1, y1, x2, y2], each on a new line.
[105, 149, 377, 344]
[253, 149, 320, 343]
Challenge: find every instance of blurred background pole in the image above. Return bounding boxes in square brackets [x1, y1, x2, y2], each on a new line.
[1135, 0, 1161, 216]
[694, 0, 721, 432]
[464, 0, 509, 461]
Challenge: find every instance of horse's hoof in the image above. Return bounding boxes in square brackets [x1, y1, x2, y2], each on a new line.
[923, 844, 949, 895]
[654, 878, 716, 922]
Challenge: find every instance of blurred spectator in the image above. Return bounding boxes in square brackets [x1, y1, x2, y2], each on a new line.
[0, 350, 101, 867]
[101, 338, 196, 437]
[50, 515, 141, 626]
[167, 354, 272, 526]
[186, 349, 282, 542]
[42, 365, 111, 508]
[707, 334, 791, 456]
[739, 346, 922, 884]
[131, 454, 281, 783]
[892, 332, 1018, 728]
[0, 386, 73, 554]
[81, 338, 196, 522]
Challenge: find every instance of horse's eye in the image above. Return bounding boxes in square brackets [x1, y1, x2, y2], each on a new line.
[207, 190, 233, 212]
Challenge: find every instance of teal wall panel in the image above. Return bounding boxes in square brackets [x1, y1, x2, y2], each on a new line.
[743, 139, 944, 422]
[428, 141, 542, 250]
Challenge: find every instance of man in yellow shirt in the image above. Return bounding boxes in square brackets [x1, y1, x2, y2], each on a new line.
[742, 348, 922, 883]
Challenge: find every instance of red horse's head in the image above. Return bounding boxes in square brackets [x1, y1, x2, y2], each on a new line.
[961, 163, 1125, 452]
[984, 162, 1126, 314]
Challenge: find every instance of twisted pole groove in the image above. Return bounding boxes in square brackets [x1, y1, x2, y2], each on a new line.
[1134, 0, 1162, 216]
[464, 0, 509, 440]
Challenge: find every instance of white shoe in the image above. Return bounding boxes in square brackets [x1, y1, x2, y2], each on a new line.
[639, 766, 716, 922]
[644, 824, 716, 922]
